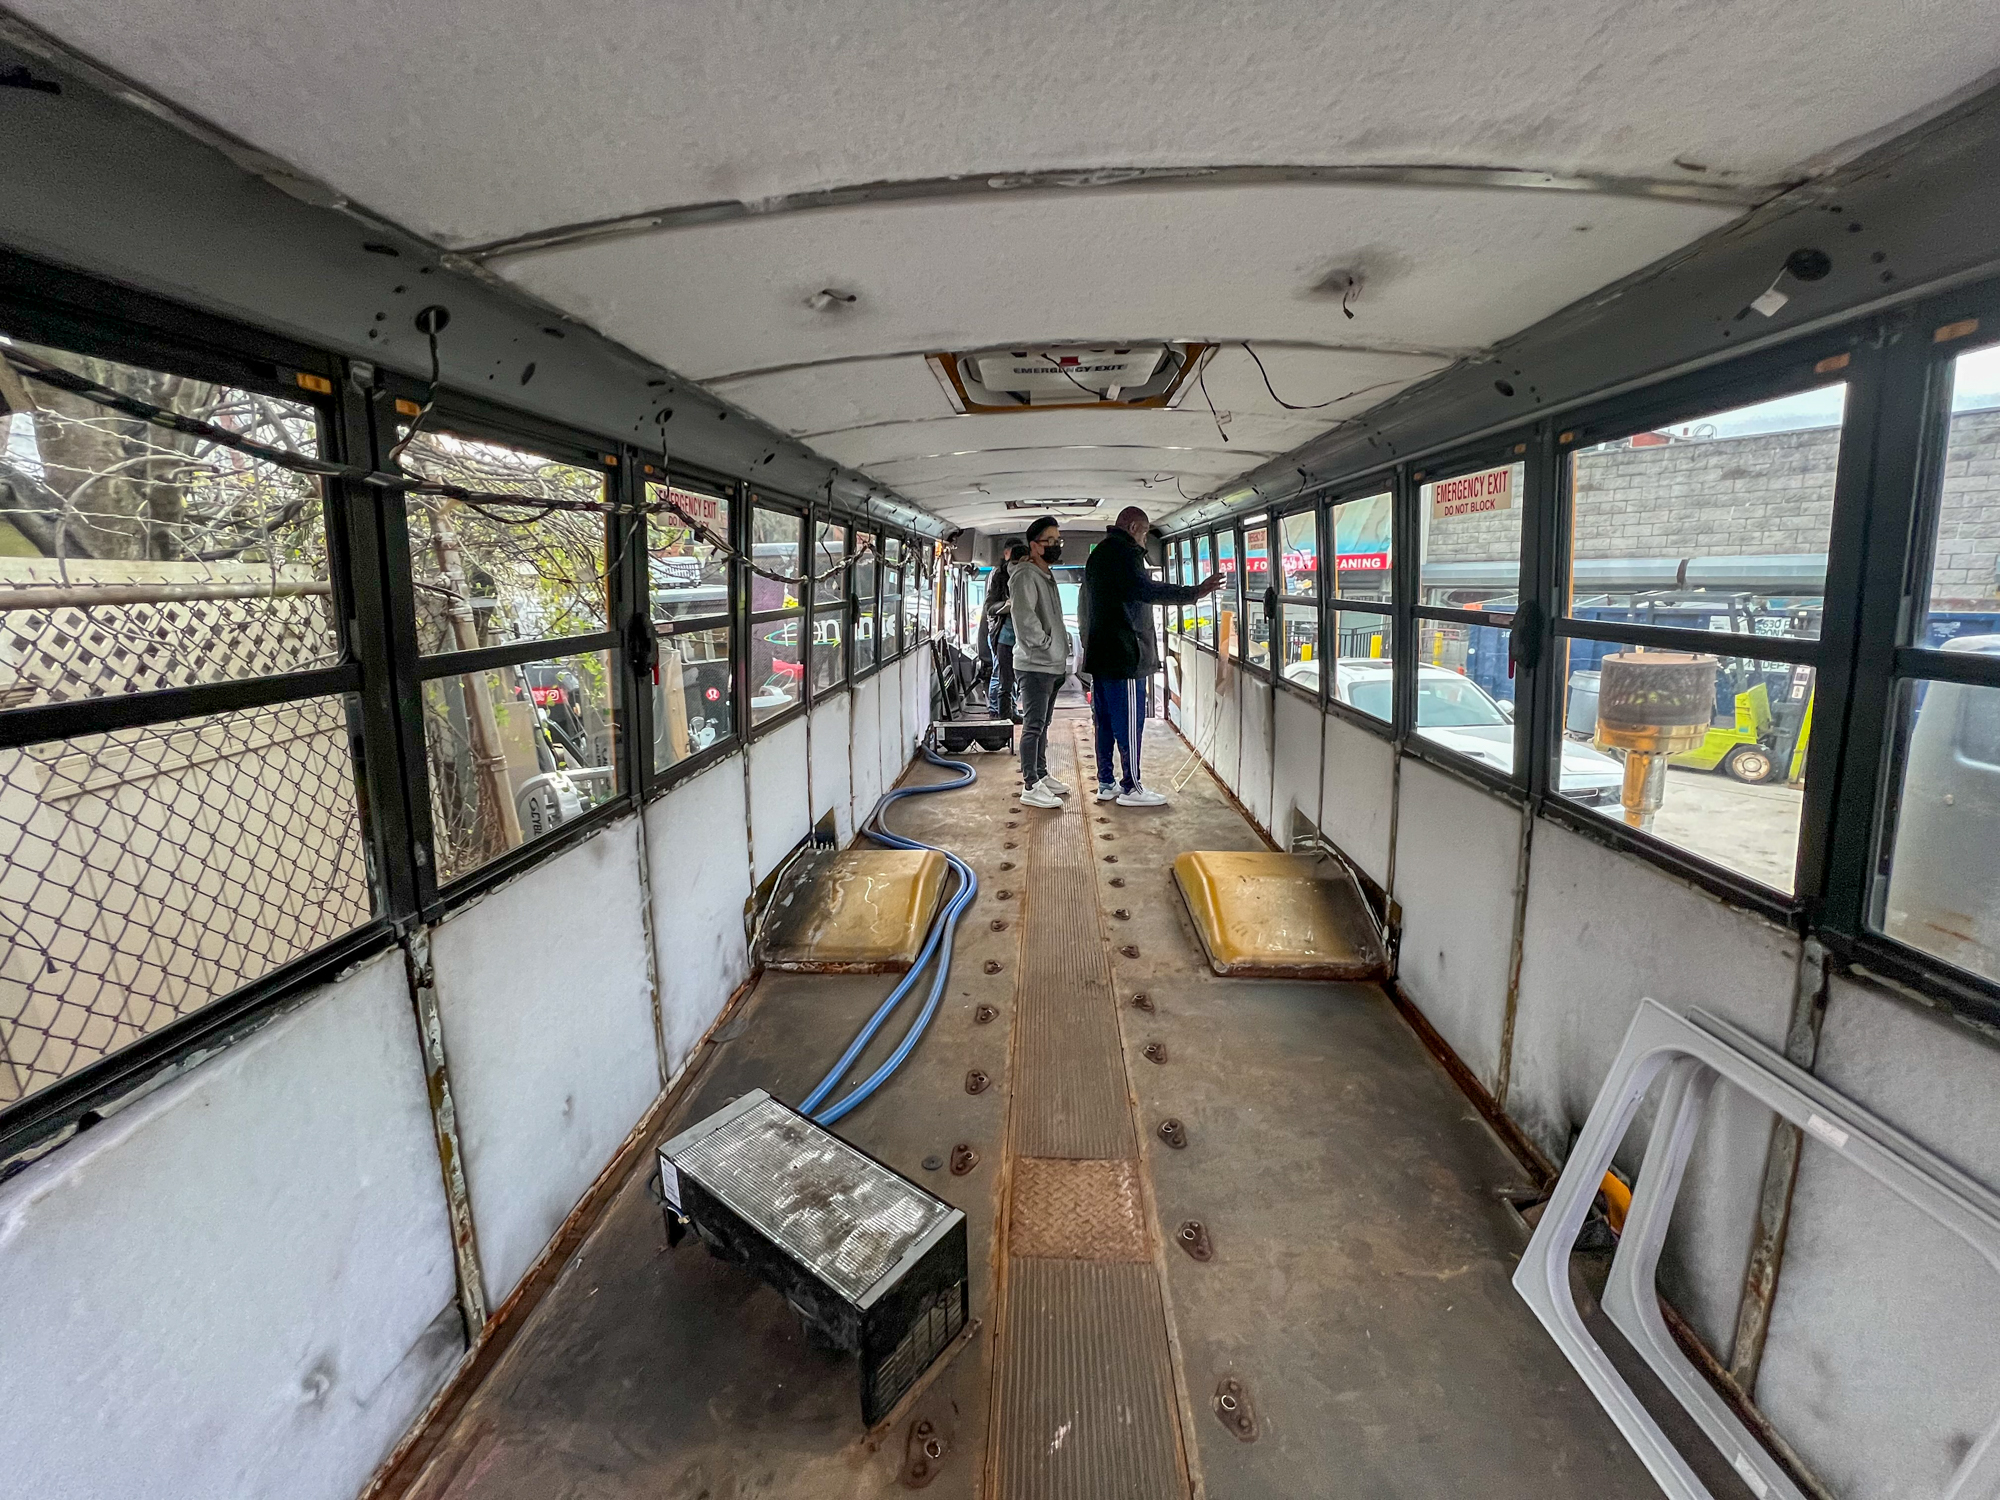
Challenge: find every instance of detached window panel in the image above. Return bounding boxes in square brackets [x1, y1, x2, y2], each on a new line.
[1420, 462, 1524, 611]
[0, 336, 338, 701]
[648, 484, 732, 622]
[422, 648, 618, 885]
[1332, 492, 1394, 605]
[1922, 343, 2000, 646]
[1877, 669, 2000, 984]
[654, 624, 732, 775]
[1327, 611, 1394, 721]
[398, 430, 609, 656]
[1567, 385, 1846, 643]
[1553, 641, 1811, 895]
[0, 695, 373, 1107]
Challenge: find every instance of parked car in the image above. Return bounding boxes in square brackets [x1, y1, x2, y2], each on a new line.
[1881, 632, 2000, 980]
[1282, 658, 1626, 805]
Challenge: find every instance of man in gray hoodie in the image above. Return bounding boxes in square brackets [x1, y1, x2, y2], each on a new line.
[1010, 516, 1070, 807]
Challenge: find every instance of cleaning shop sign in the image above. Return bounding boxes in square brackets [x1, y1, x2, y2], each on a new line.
[1429, 466, 1512, 520]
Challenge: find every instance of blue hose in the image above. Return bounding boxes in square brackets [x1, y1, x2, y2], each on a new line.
[799, 745, 981, 1126]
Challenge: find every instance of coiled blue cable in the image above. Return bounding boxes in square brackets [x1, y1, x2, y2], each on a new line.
[800, 745, 980, 1126]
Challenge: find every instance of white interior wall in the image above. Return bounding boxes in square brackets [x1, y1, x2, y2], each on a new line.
[1510, 818, 1798, 1352]
[1319, 711, 1394, 886]
[877, 661, 902, 794]
[748, 715, 812, 883]
[0, 951, 460, 1500]
[1237, 684, 1275, 834]
[1755, 975, 2000, 1498]
[1391, 760, 1521, 1091]
[429, 818, 659, 1307]
[850, 672, 885, 830]
[809, 693, 854, 842]
[1270, 688, 1321, 844]
[1212, 670, 1244, 799]
[646, 760, 753, 1082]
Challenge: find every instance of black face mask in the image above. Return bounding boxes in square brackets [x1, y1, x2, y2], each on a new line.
[1040, 541, 1063, 563]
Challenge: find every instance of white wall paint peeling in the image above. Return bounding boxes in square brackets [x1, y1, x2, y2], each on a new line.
[0, 950, 460, 1500]
[429, 818, 659, 1307]
[1755, 976, 2000, 1498]
[1391, 759, 1520, 1091]
[1319, 711, 1394, 885]
[810, 693, 855, 844]
[748, 716, 812, 883]
[646, 760, 753, 1082]
[1510, 817, 1797, 1352]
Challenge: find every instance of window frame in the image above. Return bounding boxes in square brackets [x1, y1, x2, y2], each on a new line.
[1320, 476, 1400, 740]
[743, 491, 810, 738]
[1271, 502, 1323, 707]
[808, 510, 852, 703]
[642, 460, 742, 792]
[853, 526, 883, 680]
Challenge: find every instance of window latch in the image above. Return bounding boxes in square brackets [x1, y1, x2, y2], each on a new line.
[627, 613, 660, 684]
[1508, 600, 1545, 680]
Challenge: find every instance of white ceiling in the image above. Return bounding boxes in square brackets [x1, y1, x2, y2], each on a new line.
[16, 0, 2000, 530]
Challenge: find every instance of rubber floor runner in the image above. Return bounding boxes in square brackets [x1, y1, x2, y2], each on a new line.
[990, 731, 1185, 1499]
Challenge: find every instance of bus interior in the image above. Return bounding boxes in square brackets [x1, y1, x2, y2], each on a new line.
[3, 6, 2000, 1499]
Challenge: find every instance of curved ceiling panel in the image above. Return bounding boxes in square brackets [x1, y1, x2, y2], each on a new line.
[13, 0, 1999, 245]
[497, 183, 1733, 381]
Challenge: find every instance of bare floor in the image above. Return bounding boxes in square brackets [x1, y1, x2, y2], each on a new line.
[403, 705, 1663, 1499]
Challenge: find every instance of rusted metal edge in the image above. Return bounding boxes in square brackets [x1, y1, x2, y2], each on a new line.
[1493, 803, 1536, 1111]
[401, 930, 488, 1340]
[1660, 1298, 1837, 1500]
[1384, 980, 1558, 1186]
[360, 967, 760, 1500]
[1728, 936, 1830, 1393]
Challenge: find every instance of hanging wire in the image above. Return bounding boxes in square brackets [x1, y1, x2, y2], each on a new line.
[1240, 341, 1407, 412]
[3, 344, 879, 589]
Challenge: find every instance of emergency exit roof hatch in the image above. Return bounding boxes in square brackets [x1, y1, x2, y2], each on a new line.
[931, 342, 1209, 413]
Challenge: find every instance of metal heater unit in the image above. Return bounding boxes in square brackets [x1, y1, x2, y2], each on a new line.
[657, 1090, 969, 1425]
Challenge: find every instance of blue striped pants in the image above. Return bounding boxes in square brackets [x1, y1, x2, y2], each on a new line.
[1091, 676, 1147, 792]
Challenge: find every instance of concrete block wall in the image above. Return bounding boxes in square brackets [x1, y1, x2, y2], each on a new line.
[1164, 634, 2000, 1489]
[0, 649, 935, 1500]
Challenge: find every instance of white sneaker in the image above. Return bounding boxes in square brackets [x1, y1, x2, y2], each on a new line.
[1020, 785, 1063, 809]
[1095, 783, 1121, 802]
[1038, 775, 1071, 797]
[1116, 784, 1169, 808]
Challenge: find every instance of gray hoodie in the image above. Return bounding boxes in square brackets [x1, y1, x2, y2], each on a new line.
[1009, 561, 1067, 675]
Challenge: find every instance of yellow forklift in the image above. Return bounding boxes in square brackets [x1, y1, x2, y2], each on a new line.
[1668, 660, 1814, 785]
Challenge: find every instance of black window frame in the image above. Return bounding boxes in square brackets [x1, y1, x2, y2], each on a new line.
[642, 459, 741, 793]
[809, 509, 852, 703]
[1323, 473, 1400, 741]
[1271, 500, 1324, 708]
[853, 526, 884, 680]
[743, 490, 810, 739]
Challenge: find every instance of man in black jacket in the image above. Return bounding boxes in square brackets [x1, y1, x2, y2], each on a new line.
[1079, 506, 1222, 805]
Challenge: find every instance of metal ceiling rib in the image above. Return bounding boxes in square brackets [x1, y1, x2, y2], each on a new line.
[459, 164, 1775, 264]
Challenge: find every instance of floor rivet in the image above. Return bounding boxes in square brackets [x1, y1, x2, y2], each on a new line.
[1144, 1041, 1167, 1064]
[974, 1004, 998, 1023]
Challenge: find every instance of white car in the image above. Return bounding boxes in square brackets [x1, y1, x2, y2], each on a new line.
[1282, 658, 1626, 805]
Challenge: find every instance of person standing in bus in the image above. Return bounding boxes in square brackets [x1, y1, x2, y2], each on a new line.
[985, 542, 1029, 720]
[1012, 517, 1071, 808]
[1081, 506, 1223, 806]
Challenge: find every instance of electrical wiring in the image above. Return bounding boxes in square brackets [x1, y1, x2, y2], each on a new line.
[1240, 342, 1406, 413]
[796, 744, 979, 1126]
[2, 344, 877, 590]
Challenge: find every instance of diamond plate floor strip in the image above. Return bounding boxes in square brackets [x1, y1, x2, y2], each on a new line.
[1008, 1157, 1150, 1262]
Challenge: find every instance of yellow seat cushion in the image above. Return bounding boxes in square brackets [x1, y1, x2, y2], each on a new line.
[758, 849, 948, 971]
[1173, 851, 1387, 979]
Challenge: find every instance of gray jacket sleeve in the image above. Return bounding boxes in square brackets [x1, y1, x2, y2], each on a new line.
[1011, 567, 1063, 666]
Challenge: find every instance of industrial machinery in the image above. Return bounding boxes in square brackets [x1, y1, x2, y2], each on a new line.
[1592, 652, 1719, 831]
[658, 1090, 970, 1426]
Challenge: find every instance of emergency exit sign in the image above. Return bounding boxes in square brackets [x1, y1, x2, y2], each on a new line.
[1430, 466, 1512, 519]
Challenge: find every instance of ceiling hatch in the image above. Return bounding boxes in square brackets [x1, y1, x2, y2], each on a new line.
[928, 341, 1213, 413]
